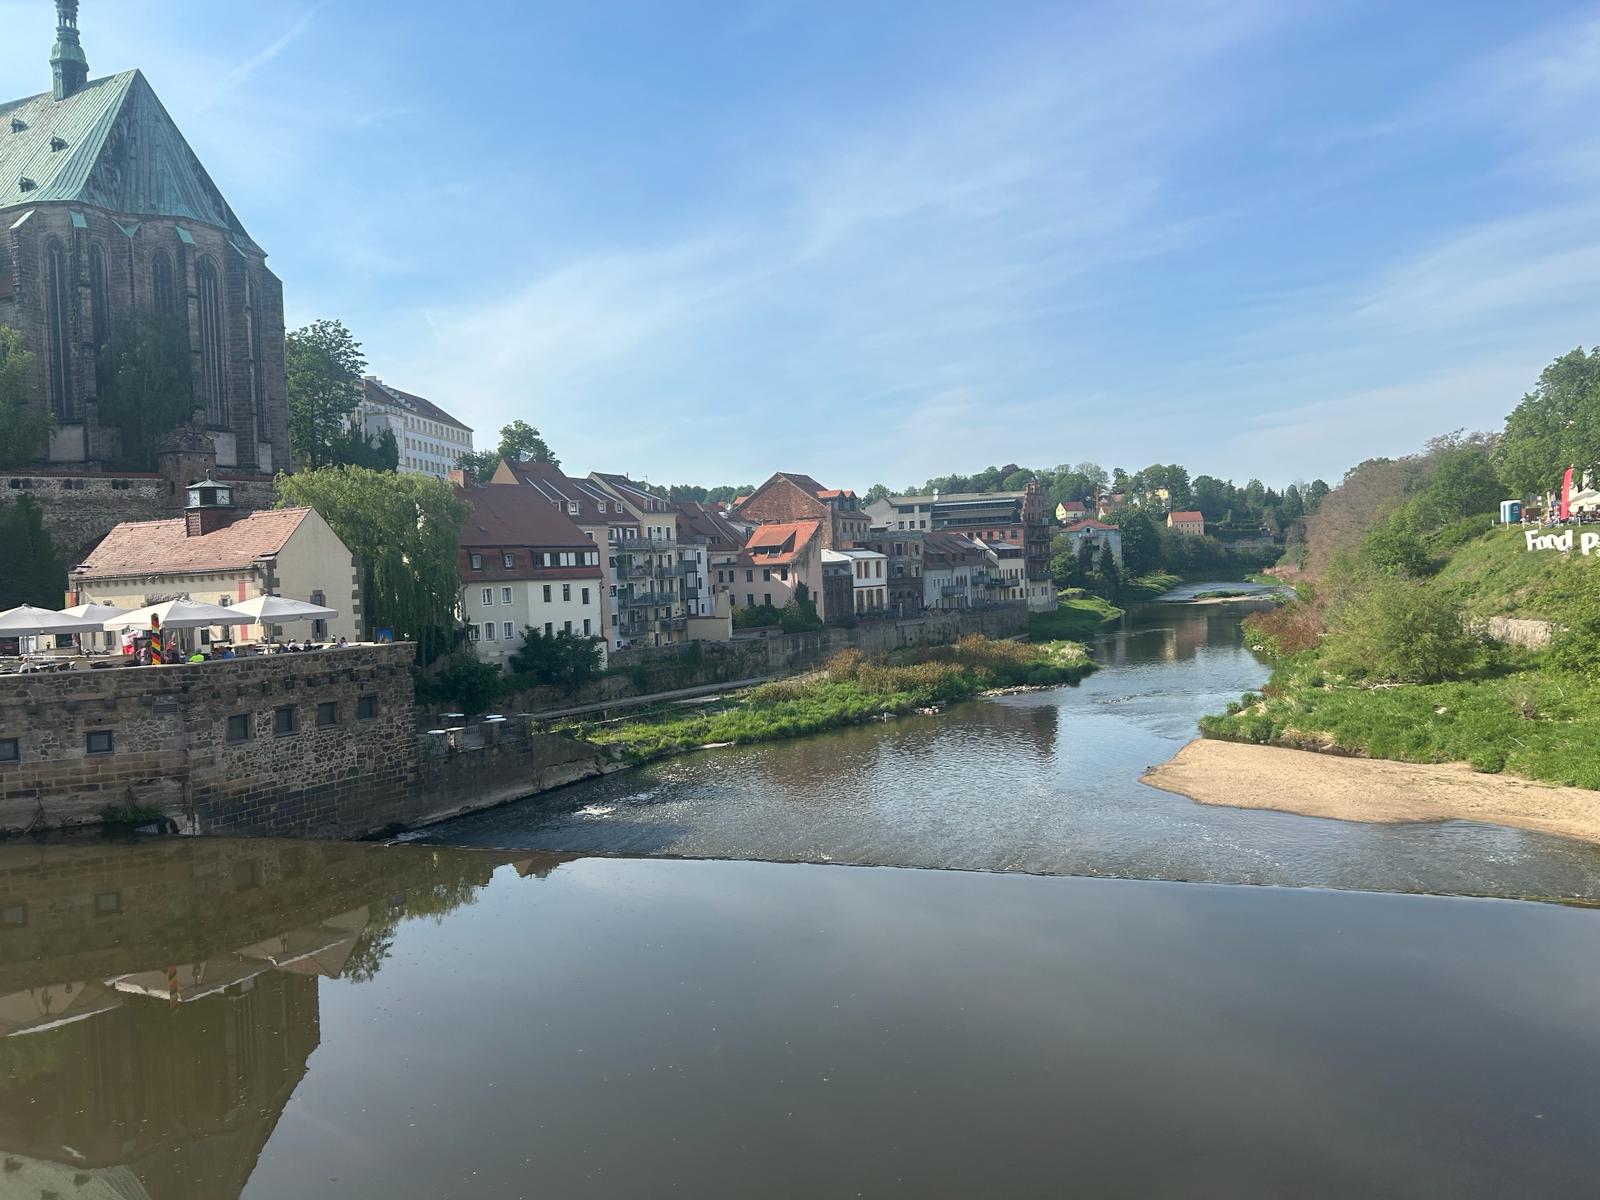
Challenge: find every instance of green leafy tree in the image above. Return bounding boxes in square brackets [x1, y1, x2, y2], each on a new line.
[0, 326, 53, 468]
[1113, 509, 1162, 575]
[93, 311, 195, 468]
[497, 420, 558, 467]
[1050, 533, 1080, 588]
[508, 627, 604, 694]
[1304, 479, 1330, 512]
[1546, 559, 1600, 678]
[1500, 346, 1600, 497]
[1096, 542, 1122, 598]
[1416, 443, 1503, 526]
[864, 482, 892, 504]
[455, 448, 500, 479]
[331, 425, 399, 472]
[276, 466, 469, 661]
[780, 583, 823, 632]
[1321, 574, 1477, 683]
[0, 496, 65, 608]
[420, 651, 504, 714]
[286, 319, 367, 469]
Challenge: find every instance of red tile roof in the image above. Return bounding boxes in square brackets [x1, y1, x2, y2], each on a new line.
[493, 460, 632, 525]
[737, 519, 820, 567]
[75, 508, 313, 578]
[460, 484, 599, 550]
[1168, 511, 1205, 523]
[1064, 518, 1119, 532]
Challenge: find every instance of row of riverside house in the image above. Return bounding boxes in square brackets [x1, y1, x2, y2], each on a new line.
[453, 465, 1069, 666]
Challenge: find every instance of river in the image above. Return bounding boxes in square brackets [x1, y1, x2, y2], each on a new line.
[5, 590, 1600, 1198]
[417, 590, 1600, 901]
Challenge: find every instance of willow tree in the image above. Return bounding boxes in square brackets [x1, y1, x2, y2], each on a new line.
[0, 326, 52, 468]
[276, 466, 468, 661]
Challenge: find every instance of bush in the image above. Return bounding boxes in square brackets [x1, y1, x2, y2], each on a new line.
[1321, 575, 1479, 684]
[416, 651, 504, 714]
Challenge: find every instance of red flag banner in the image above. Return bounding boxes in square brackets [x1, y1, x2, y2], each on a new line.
[1559, 468, 1574, 520]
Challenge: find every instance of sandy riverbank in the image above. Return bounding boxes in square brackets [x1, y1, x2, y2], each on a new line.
[1144, 739, 1600, 845]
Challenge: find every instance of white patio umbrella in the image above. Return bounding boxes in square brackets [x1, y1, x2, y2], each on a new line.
[224, 594, 339, 624]
[61, 602, 131, 622]
[0, 604, 103, 635]
[101, 598, 241, 631]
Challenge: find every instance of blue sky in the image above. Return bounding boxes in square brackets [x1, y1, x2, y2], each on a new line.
[4, 1, 1600, 490]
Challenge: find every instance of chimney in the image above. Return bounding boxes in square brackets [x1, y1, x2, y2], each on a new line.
[50, 0, 89, 101]
[448, 467, 474, 490]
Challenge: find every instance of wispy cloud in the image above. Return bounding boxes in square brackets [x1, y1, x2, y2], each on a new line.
[200, 6, 319, 109]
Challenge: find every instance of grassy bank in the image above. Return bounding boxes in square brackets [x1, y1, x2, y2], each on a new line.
[567, 636, 1095, 762]
[1201, 654, 1600, 789]
[1124, 572, 1182, 600]
[1029, 594, 1124, 640]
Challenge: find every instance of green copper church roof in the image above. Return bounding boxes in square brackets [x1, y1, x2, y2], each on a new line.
[0, 69, 261, 252]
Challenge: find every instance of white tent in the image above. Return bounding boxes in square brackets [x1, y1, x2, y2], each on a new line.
[101, 598, 241, 631]
[0, 605, 103, 635]
[224, 594, 338, 624]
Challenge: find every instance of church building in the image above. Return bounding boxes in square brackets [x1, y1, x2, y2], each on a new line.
[0, 1, 288, 474]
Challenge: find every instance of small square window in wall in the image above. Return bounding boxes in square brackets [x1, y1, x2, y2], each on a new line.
[226, 714, 253, 743]
[357, 695, 377, 720]
[85, 729, 114, 755]
[1, 903, 25, 928]
[317, 701, 339, 728]
[0, 738, 16, 764]
[94, 890, 121, 915]
[274, 706, 296, 736]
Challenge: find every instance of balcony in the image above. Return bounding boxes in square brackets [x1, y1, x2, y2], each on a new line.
[657, 617, 688, 633]
[680, 584, 701, 600]
[619, 589, 669, 607]
[940, 585, 965, 597]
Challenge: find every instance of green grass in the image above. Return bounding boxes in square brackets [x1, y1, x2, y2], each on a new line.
[1123, 572, 1182, 600]
[1192, 589, 1252, 600]
[1029, 596, 1124, 640]
[1429, 522, 1576, 621]
[1202, 655, 1600, 788]
[568, 636, 1096, 762]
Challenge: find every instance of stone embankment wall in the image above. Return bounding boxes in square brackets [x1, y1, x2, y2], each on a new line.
[1479, 616, 1556, 650]
[3, 469, 276, 561]
[488, 603, 1031, 715]
[0, 645, 611, 839]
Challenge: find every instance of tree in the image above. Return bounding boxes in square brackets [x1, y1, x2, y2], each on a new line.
[455, 448, 500, 479]
[0, 496, 65, 608]
[864, 483, 892, 504]
[276, 466, 468, 661]
[781, 583, 823, 632]
[0, 327, 52, 468]
[1321, 574, 1477, 683]
[1114, 509, 1162, 575]
[1304, 479, 1330, 513]
[93, 311, 195, 469]
[1500, 346, 1600, 497]
[497, 420, 558, 467]
[1280, 484, 1304, 521]
[286, 319, 366, 469]
[1164, 465, 1192, 510]
[1416, 443, 1502, 526]
[1002, 468, 1033, 491]
[420, 651, 504, 714]
[1096, 542, 1122, 598]
[331, 426, 399, 472]
[1050, 533, 1080, 588]
[508, 627, 604, 694]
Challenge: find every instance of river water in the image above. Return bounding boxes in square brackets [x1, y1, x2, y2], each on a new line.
[6, 591, 1600, 1198]
[418, 590, 1600, 900]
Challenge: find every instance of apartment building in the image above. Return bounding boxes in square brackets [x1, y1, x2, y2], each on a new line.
[356, 377, 473, 479]
[674, 502, 747, 618]
[921, 531, 993, 610]
[821, 549, 889, 615]
[732, 520, 825, 617]
[733, 473, 870, 549]
[589, 473, 687, 647]
[457, 486, 606, 665]
[859, 528, 924, 616]
[1062, 518, 1124, 564]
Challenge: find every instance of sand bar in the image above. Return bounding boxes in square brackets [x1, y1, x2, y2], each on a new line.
[1144, 739, 1600, 846]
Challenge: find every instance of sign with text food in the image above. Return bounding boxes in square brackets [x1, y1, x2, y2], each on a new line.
[1525, 529, 1600, 555]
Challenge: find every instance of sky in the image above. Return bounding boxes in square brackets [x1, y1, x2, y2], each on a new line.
[3, 0, 1600, 491]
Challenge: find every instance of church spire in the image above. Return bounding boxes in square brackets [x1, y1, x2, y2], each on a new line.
[50, 0, 89, 100]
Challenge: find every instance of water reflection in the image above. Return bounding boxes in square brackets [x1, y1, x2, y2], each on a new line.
[0, 839, 563, 1199]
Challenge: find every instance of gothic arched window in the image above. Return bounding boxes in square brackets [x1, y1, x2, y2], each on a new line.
[151, 249, 176, 316]
[44, 238, 73, 419]
[196, 256, 227, 424]
[88, 241, 109, 350]
[246, 275, 266, 443]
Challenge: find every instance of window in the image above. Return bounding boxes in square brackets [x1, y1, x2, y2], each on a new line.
[196, 256, 227, 424]
[317, 702, 339, 728]
[467, 624, 479, 642]
[563, 620, 572, 634]
[470, 553, 482, 570]
[481, 588, 494, 605]
[501, 587, 512, 604]
[274, 706, 296, 736]
[151, 249, 177, 315]
[357, 695, 377, 720]
[94, 891, 121, 915]
[85, 729, 114, 755]
[0, 738, 17, 763]
[503, 552, 515, 569]
[764, 593, 772, 607]
[583, 618, 592, 635]
[609, 585, 617, 597]
[310, 589, 327, 640]
[1, 903, 26, 928]
[542, 585, 552, 602]
[745, 570, 754, 582]
[747, 594, 755, 607]
[544, 622, 553, 636]
[503, 621, 514, 640]
[780, 568, 788, 582]
[562, 584, 571, 602]
[762, 568, 772, 582]
[484, 623, 498, 641]
[226, 714, 253, 743]
[88, 242, 109, 350]
[44, 240, 72, 419]
[581, 587, 590, 604]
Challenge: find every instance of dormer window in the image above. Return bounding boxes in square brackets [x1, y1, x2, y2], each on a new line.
[18, 177, 35, 192]
[9, 118, 24, 133]
[502, 552, 514, 569]
[568, 502, 579, 514]
[50, 136, 67, 152]
[469, 553, 482, 570]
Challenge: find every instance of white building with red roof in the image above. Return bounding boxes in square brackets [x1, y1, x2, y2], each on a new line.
[69, 480, 361, 643]
[732, 519, 826, 617]
[1062, 518, 1123, 564]
[1166, 511, 1206, 537]
[356, 377, 474, 480]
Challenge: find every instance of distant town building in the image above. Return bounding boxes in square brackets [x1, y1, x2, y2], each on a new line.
[821, 548, 889, 616]
[356, 377, 473, 479]
[457, 484, 606, 665]
[1055, 500, 1088, 523]
[859, 528, 924, 616]
[1062, 518, 1123, 564]
[734, 520, 825, 616]
[921, 531, 992, 610]
[70, 480, 360, 643]
[1166, 511, 1206, 536]
[734, 473, 870, 550]
[675, 501, 748, 619]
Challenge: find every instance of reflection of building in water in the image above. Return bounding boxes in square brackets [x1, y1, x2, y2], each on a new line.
[0, 838, 570, 1199]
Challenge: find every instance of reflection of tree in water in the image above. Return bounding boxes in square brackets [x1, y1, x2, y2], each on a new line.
[343, 862, 497, 983]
